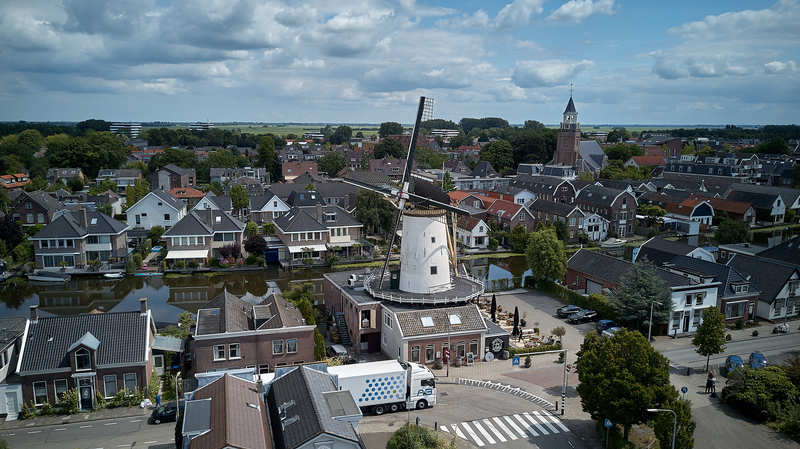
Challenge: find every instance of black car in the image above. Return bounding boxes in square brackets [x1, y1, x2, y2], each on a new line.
[567, 309, 598, 323]
[556, 305, 582, 318]
[149, 401, 184, 424]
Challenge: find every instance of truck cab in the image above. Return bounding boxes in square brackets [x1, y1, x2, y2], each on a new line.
[404, 362, 437, 410]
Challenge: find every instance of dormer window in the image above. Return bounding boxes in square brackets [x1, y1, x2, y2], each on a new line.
[75, 348, 91, 371]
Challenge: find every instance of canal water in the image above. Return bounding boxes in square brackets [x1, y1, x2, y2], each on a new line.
[0, 256, 530, 326]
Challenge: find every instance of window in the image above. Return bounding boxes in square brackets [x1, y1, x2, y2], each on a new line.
[470, 340, 479, 356]
[33, 381, 48, 405]
[726, 302, 746, 319]
[103, 375, 118, 398]
[286, 339, 297, 353]
[425, 345, 434, 363]
[273, 339, 284, 355]
[54, 379, 68, 401]
[124, 373, 137, 392]
[672, 312, 681, 328]
[695, 293, 704, 305]
[229, 343, 241, 359]
[40, 240, 48, 248]
[164, 214, 170, 221]
[420, 316, 434, 327]
[430, 266, 437, 275]
[384, 313, 392, 328]
[213, 344, 226, 361]
[449, 314, 461, 325]
[456, 342, 466, 358]
[25, 201, 32, 209]
[26, 213, 33, 223]
[685, 295, 692, 307]
[411, 345, 420, 362]
[75, 348, 91, 370]
[431, 236, 436, 243]
[693, 309, 703, 324]
[37, 213, 45, 223]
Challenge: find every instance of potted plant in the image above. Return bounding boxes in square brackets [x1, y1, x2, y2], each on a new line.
[524, 355, 532, 368]
[520, 312, 528, 327]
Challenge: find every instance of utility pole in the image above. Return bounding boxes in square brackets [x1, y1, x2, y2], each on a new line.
[647, 408, 677, 449]
[561, 349, 568, 415]
[648, 300, 662, 342]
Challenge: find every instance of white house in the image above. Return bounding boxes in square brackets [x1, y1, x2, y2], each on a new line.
[192, 192, 233, 214]
[664, 199, 714, 226]
[248, 190, 291, 224]
[456, 216, 489, 249]
[581, 213, 609, 241]
[667, 279, 721, 336]
[126, 190, 187, 230]
[728, 254, 800, 321]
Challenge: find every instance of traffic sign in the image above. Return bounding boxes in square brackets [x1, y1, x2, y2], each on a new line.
[604, 418, 613, 428]
[681, 386, 688, 394]
[512, 356, 520, 366]
[484, 352, 494, 362]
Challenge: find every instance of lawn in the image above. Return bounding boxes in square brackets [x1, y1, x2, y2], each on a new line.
[142, 123, 380, 137]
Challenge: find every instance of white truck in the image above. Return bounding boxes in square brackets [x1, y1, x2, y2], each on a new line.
[327, 359, 436, 415]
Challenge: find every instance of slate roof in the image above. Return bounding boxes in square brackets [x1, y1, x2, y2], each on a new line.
[22, 190, 63, 212]
[148, 189, 186, 211]
[727, 190, 781, 210]
[568, 249, 694, 288]
[287, 190, 325, 207]
[97, 168, 141, 178]
[387, 303, 486, 337]
[19, 311, 150, 374]
[757, 236, 800, 265]
[656, 254, 758, 299]
[0, 317, 26, 350]
[564, 96, 576, 114]
[575, 184, 625, 208]
[202, 192, 233, 211]
[528, 199, 580, 217]
[274, 209, 327, 233]
[162, 164, 195, 176]
[471, 161, 497, 177]
[31, 209, 128, 239]
[268, 366, 362, 449]
[578, 141, 607, 171]
[728, 254, 799, 304]
[727, 184, 800, 208]
[317, 205, 361, 227]
[638, 237, 698, 263]
[196, 291, 306, 336]
[249, 190, 281, 210]
[163, 210, 245, 237]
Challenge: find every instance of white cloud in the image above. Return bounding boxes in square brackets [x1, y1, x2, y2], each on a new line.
[764, 60, 798, 73]
[437, 0, 544, 30]
[290, 58, 326, 69]
[547, 0, 615, 23]
[512, 59, 595, 87]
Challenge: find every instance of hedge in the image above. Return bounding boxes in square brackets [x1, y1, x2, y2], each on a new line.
[537, 280, 617, 321]
[508, 341, 562, 356]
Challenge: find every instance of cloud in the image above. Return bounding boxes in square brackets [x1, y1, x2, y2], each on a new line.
[764, 60, 798, 73]
[548, 0, 615, 23]
[512, 59, 595, 87]
[437, 0, 544, 30]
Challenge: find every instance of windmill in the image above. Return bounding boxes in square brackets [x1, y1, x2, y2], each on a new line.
[344, 97, 483, 302]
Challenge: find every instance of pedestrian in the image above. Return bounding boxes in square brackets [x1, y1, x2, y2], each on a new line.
[155, 392, 161, 408]
[705, 371, 713, 394]
[711, 375, 717, 397]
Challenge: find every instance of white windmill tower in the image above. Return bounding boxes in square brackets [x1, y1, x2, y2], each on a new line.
[344, 97, 483, 303]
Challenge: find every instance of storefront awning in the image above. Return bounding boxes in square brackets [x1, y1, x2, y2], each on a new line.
[287, 244, 327, 253]
[165, 249, 209, 260]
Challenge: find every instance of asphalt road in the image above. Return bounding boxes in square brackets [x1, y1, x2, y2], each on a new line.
[1, 415, 175, 449]
[660, 332, 800, 368]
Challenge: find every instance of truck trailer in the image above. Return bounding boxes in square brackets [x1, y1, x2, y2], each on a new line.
[327, 359, 436, 415]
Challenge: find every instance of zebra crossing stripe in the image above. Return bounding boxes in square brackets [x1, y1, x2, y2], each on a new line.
[532, 411, 559, 433]
[471, 420, 496, 444]
[540, 411, 570, 432]
[440, 426, 449, 433]
[481, 418, 507, 442]
[492, 416, 518, 440]
[450, 424, 467, 441]
[523, 412, 549, 435]
[513, 413, 540, 437]
[460, 422, 485, 447]
[502, 415, 528, 438]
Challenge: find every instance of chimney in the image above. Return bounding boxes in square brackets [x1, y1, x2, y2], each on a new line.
[139, 297, 148, 315]
[79, 208, 88, 229]
[30, 305, 38, 323]
[316, 203, 322, 223]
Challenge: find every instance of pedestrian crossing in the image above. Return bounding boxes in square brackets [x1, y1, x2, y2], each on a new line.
[439, 410, 570, 447]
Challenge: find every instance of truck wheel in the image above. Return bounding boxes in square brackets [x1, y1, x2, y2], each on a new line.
[389, 403, 399, 413]
[154, 419, 161, 424]
[375, 405, 385, 415]
[416, 400, 428, 410]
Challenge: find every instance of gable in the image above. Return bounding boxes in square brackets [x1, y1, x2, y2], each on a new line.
[692, 202, 713, 217]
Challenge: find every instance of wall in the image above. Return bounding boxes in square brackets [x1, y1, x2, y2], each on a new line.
[405, 334, 484, 365]
[193, 329, 315, 373]
[21, 365, 149, 406]
[127, 194, 183, 230]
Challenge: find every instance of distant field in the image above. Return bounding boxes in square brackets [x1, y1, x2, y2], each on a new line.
[142, 124, 380, 137]
[544, 125, 696, 133]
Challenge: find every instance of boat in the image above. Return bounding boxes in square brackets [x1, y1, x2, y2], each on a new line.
[103, 272, 125, 279]
[28, 271, 71, 283]
[134, 272, 164, 277]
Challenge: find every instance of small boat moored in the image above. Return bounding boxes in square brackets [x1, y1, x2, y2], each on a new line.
[28, 271, 71, 283]
[104, 272, 125, 279]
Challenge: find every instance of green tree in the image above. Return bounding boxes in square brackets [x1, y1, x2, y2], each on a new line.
[354, 190, 395, 235]
[602, 143, 642, 161]
[606, 128, 631, 143]
[639, 205, 667, 228]
[609, 260, 671, 333]
[448, 134, 472, 149]
[653, 398, 695, 449]
[1, 155, 25, 175]
[207, 149, 246, 168]
[524, 228, 566, 287]
[692, 306, 727, 372]
[261, 222, 276, 235]
[230, 184, 249, 216]
[479, 139, 513, 172]
[373, 138, 404, 159]
[757, 137, 790, 155]
[0, 189, 9, 213]
[722, 366, 799, 422]
[441, 171, 454, 192]
[387, 423, 456, 449]
[67, 176, 84, 192]
[257, 135, 277, 176]
[314, 329, 326, 361]
[554, 220, 569, 242]
[148, 225, 165, 242]
[509, 224, 528, 252]
[329, 126, 353, 145]
[89, 179, 117, 195]
[576, 329, 677, 441]
[245, 221, 258, 238]
[416, 147, 447, 169]
[124, 179, 151, 209]
[317, 151, 347, 176]
[379, 122, 404, 138]
[715, 216, 749, 244]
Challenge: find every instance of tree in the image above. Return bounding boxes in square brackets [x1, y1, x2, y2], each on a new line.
[653, 398, 695, 449]
[67, 176, 84, 192]
[448, 134, 472, 149]
[715, 216, 749, 244]
[639, 205, 667, 228]
[609, 259, 671, 333]
[554, 220, 569, 242]
[576, 329, 676, 441]
[552, 326, 566, 344]
[256, 135, 277, 173]
[379, 122, 403, 138]
[722, 366, 799, 422]
[692, 307, 727, 372]
[606, 128, 631, 143]
[261, 222, 276, 235]
[0, 188, 9, 214]
[0, 215, 24, 251]
[244, 235, 267, 255]
[354, 190, 395, 235]
[512, 306, 520, 338]
[441, 171, 454, 192]
[373, 138, 404, 159]
[416, 147, 447, 169]
[602, 143, 642, 161]
[149, 225, 165, 242]
[76, 119, 110, 134]
[387, 423, 456, 449]
[490, 294, 496, 322]
[245, 221, 258, 238]
[318, 151, 347, 176]
[124, 179, 151, 209]
[89, 179, 117, 195]
[314, 329, 326, 361]
[479, 139, 513, 172]
[207, 149, 246, 168]
[230, 184, 249, 216]
[329, 126, 352, 145]
[757, 137, 790, 155]
[525, 228, 566, 287]
[509, 224, 528, 252]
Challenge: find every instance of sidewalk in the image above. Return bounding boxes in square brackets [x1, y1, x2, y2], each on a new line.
[652, 320, 784, 352]
[0, 405, 152, 430]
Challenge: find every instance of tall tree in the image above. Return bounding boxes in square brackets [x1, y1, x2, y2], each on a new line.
[714, 216, 749, 244]
[124, 178, 151, 209]
[525, 228, 567, 287]
[490, 294, 497, 322]
[479, 139, 513, 172]
[379, 122, 403, 138]
[230, 184, 249, 216]
[609, 260, 672, 333]
[509, 224, 528, 252]
[354, 190, 396, 235]
[512, 306, 520, 338]
[441, 171, 454, 192]
[245, 221, 258, 238]
[318, 151, 347, 176]
[329, 126, 353, 145]
[373, 139, 404, 159]
[692, 306, 726, 372]
[257, 136, 277, 175]
[652, 398, 695, 449]
[576, 329, 677, 441]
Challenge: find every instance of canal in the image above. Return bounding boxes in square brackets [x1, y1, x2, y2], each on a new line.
[0, 255, 530, 326]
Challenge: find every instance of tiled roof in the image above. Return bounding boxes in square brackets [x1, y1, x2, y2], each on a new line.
[457, 216, 485, 231]
[663, 198, 710, 216]
[727, 190, 780, 210]
[274, 208, 327, 233]
[19, 311, 150, 374]
[164, 210, 244, 237]
[575, 185, 625, 208]
[162, 164, 195, 176]
[22, 190, 63, 211]
[149, 189, 186, 211]
[656, 254, 758, 298]
[568, 249, 693, 288]
[196, 291, 306, 336]
[31, 209, 127, 239]
[485, 199, 522, 218]
[528, 199, 579, 217]
[692, 196, 752, 215]
[471, 161, 497, 177]
[757, 236, 800, 265]
[0, 317, 26, 349]
[728, 254, 799, 304]
[727, 184, 800, 207]
[391, 303, 486, 337]
[631, 155, 666, 166]
[169, 187, 205, 199]
[287, 190, 325, 207]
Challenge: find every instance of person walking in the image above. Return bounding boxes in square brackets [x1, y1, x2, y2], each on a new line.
[155, 392, 161, 408]
[711, 374, 717, 397]
[705, 371, 713, 394]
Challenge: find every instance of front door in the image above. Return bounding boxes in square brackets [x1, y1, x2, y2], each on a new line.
[79, 379, 93, 410]
[683, 315, 690, 333]
[153, 354, 164, 376]
[5, 392, 18, 416]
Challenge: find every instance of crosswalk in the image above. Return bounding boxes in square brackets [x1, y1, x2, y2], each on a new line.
[439, 410, 570, 447]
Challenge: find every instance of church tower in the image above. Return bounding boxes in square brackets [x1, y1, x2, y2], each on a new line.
[553, 94, 580, 166]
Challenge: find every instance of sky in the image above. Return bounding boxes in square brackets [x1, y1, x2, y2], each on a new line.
[0, 0, 798, 125]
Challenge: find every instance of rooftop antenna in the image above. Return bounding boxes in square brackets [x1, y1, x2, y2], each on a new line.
[570, 82, 574, 98]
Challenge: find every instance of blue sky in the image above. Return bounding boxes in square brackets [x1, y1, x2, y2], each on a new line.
[0, 0, 798, 125]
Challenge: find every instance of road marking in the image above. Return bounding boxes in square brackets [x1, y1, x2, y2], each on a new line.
[80, 425, 93, 428]
[104, 422, 118, 426]
[539, 411, 570, 432]
[523, 412, 549, 435]
[503, 415, 528, 438]
[117, 445, 130, 447]
[143, 441, 158, 444]
[532, 411, 559, 433]
[459, 422, 485, 447]
[513, 413, 539, 437]
[471, 420, 496, 444]
[440, 426, 449, 432]
[7, 434, 14, 436]
[28, 430, 41, 434]
[450, 424, 467, 441]
[481, 418, 507, 442]
[492, 416, 517, 440]
[54, 428, 66, 431]
[129, 419, 142, 423]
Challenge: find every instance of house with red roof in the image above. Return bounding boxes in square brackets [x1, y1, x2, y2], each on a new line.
[484, 199, 535, 232]
[456, 216, 489, 249]
[625, 155, 667, 169]
[0, 173, 30, 190]
[663, 198, 715, 226]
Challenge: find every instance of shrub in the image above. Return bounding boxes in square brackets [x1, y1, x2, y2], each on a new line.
[148, 225, 165, 242]
[161, 260, 168, 271]
[255, 256, 265, 266]
[524, 355, 532, 368]
[210, 257, 220, 267]
[508, 341, 562, 356]
[132, 253, 143, 268]
[175, 260, 186, 269]
[59, 388, 80, 415]
[94, 391, 106, 409]
[726, 333, 732, 341]
[752, 330, 759, 337]
[488, 238, 498, 250]
[387, 423, 456, 449]
[188, 261, 198, 268]
[722, 366, 799, 421]
[19, 401, 36, 420]
[735, 319, 745, 330]
[148, 374, 160, 402]
[246, 255, 258, 265]
[39, 402, 56, 415]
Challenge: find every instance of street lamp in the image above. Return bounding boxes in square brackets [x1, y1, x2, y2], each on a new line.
[647, 300, 663, 342]
[175, 371, 181, 402]
[647, 408, 677, 449]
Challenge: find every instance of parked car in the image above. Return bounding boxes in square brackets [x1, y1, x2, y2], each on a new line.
[602, 327, 623, 338]
[568, 309, 598, 323]
[596, 319, 617, 332]
[326, 344, 348, 358]
[749, 352, 767, 369]
[557, 305, 582, 318]
[723, 355, 744, 376]
[149, 401, 184, 424]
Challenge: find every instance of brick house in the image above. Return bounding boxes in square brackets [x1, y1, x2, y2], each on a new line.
[282, 161, 318, 181]
[484, 199, 536, 232]
[509, 175, 577, 203]
[162, 209, 245, 265]
[527, 199, 585, 239]
[10, 190, 63, 227]
[191, 291, 315, 375]
[574, 184, 637, 237]
[17, 300, 155, 410]
[156, 164, 196, 190]
[322, 271, 383, 355]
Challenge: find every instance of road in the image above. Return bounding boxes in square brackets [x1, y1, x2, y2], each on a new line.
[1, 415, 175, 449]
[659, 332, 800, 368]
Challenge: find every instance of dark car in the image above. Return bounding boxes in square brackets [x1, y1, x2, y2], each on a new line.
[149, 401, 184, 424]
[749, 352, 767, 369]
[596, 319, 617, 332]
[568, 309, 598, 323]
[557, 305, 582, 318]
[724, 355, 744, 376]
